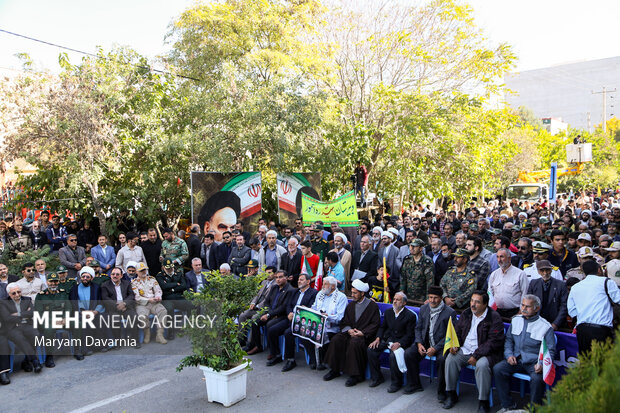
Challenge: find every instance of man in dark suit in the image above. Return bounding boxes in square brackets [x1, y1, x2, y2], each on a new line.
[200, 233, 216, 271]
[405, 285, 456, 400]
[185, 258, 209, 293]
[269, 272, 318, 369]
[377, 232, 401, 292]
[427, 238, 449, 285]
[352, 235, 378, 283]
[186, 225, 203, 267]
[280, 238, 302, 287]
[141, 228, 162, 275]
[214, 231, 234, 269]
[1, 283, 42, 373]
[101, 267, 138, 347]
[367, 291, 416, 391]
[69, 266, 106, 356]
[246, 269, 296, 355]
[526, 260, 568, 330]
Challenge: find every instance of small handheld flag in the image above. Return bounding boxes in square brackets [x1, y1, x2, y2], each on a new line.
[444, 316, 460, 355]
[383, 257, 389, 303]
[539, 337, 556, 386]
[487, 287, 498, 310]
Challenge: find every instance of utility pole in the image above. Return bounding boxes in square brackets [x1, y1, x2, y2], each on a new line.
[592, 87, 616, 133]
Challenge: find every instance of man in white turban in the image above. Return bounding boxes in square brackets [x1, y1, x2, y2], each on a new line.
[329, 232, 352, 294]
[323, 279, 381, 386]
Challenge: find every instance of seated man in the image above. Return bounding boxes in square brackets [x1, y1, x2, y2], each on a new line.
[405, 285, 456, 401]
[101, 267, 139, 348]
[0, 329, 9, 384]
[90, 260, 110, 286]
[367, 291, 416, 392]
[131, 263, 168, 344]
[245, 269, 295, 355]
[155, 259, 193, 340]
[526, 260, 568, 330]
[323, 279, 381, 387]
[1, 283, 42, 373]
[69, 267, 109, 355]
[304, 276, 348, 369]
[443, 290, 505, 413]
[493, 295, 556, 411]
[185, 258, 208, 293]
[268, 272, 318, 368]
[34, 272, 71, 367]
[238, 266, 276, 347]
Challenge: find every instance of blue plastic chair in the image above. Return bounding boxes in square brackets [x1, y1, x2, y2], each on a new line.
[455, 364, 494, 407]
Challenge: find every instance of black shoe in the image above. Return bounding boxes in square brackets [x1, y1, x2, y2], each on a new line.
[45, 356, 55, 368]
[443, 391, 458, 409]
[282, 360, 297, 372]
[477, 400, 490, 413]
[323, 370, 341, 381]
[0, 372, 9, 385]
[266, 356, 282, 366]
[403, 385, 423, 394]
[369, 377, 385, 388]
[135, 342, 142, 349]
[242, 345, 251, 352]
[387, 384, 402, 393]
[438, 391, 447, 403]
[74, 354, 85, 361]
[168, 329, 175, 340]
[316, 363, 327, 371]
[33, 363, 42, 374]
[22, 361, 33, 372]
[345, 376, 361, 387]
[309, 363, 317, 370]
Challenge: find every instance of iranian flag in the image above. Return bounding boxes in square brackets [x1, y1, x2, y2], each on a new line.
[221, 172, 262, 218]
[487, 288, 498, 310]
[538, 338, 556, 386]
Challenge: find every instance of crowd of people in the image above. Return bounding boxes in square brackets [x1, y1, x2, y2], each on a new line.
[1, 190, 620, 411]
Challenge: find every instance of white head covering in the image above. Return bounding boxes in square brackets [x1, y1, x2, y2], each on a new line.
[351, 279, 369, 293]
[126, 261, 138, 269]
[334, 233, 348, 244]
[372, 226, 383, 235]
[79, 266, 95, 277]
[381, 231, 394, 240]
[388, 227, 399, 238]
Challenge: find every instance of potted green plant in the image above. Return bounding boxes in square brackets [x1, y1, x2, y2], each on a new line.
[178, 270, 265, 407]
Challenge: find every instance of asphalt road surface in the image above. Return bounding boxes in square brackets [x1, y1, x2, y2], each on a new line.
[6, 338, 524, 413]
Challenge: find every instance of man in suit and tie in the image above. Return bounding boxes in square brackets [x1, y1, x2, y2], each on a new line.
[245, 269, 296, 355]
[185, 258, 209, 293]
[91, 235, 117, 276]
[101, 267, 138, 347]
[268, 272, 318, 369]
[1, 283, 42, 373]
[377, 231, 401, 292]
[200, 233, 216, 271]
[526, 260, 569, 330]
[351, 235, 378, 283]
[280, 237, 302, 287]
[69, 266, 107, 356]
[367, 291, 416, 391]
[239, 266, 276, 347]
[404, 285, 456, 401]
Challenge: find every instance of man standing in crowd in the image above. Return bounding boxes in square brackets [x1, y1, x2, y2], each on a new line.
[91, 234, 116, 275]
[400, 239, 435, 304]
[281, 237, 302, 287]
[160, 228, 189, 269]
[524, 241, 564, 281]
[59, 234, 87, 280]
[488, 248, 528, 319]
[526, 260, 568, 330]
[214, 231, 234, 269]
[229, 234, 251, 275]
[377, 231, 400, 292]
[568, 260, 620, 354]
[200, 233, 216, 271]
[330, 233, 352, 293]
[493, 295, 556, 410]
[443, 291, 504, 413]
[186, 224, 202, 265]
[405, 285, 456, 401]
[549, 229, 579, 277]
[46, 214, 67, 252]
[142, 228, 163, 275]
[115, 232, 146, 273]
[351, 234, 378, 284]
[354, 161, 368, 208]
[323, 279, 380, 386]
[367, 291, 416, 391]
[259, 230, 286, 271]
[440, 249, 477, 311]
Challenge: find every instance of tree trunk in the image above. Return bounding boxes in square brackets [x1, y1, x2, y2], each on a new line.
[83, 176, 108, 237]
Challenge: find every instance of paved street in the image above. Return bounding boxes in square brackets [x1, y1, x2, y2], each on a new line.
[5, 337, 529, 413]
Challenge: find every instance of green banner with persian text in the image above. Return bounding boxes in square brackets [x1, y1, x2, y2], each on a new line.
[301, 190, 359, 227]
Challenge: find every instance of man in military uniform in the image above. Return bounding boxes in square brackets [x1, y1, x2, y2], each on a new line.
[131, 263, 168, 344]
[311, 224, 330, 258]
[34, 272, 72, 365]
[56, 265, 76, 292]
[511, 225, 522, 245]
[524, 241, 564, 281]
[90, 260, 110, 286]
[440, 248, 476, 311]
[521, 222, 534, 239]
[155, 259, 193, 339]
[400, 239, 435, 305]
[159, 228, 189, 269]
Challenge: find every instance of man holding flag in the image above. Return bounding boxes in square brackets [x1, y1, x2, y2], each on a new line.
[443, 290, 505, 413]
[493, 295, 556, 411]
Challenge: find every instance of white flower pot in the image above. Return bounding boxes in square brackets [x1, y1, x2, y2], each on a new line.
[199, 360, 251, 407]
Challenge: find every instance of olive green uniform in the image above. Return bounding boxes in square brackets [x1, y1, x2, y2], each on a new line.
[91, 275, 110, 286]
[400, 254, 435, 303]
[160, 237, 189, 267]
[34, 288, 71, 355]
[311, 237, 330, 258]
[440, 266, 477, 310]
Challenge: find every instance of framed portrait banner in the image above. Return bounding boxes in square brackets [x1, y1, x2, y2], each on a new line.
[291, 305, 327, 347]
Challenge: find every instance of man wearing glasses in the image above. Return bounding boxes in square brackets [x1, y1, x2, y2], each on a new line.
[59, 234, 87, 279]
[15, 263, 44, 302]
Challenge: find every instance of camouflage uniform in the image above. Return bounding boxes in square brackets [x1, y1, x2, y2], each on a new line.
[160, 236, 189, 267]
[400, 254, 435, 303]
[440, 266, 477, 310]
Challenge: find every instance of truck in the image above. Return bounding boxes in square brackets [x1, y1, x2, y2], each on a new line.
[505, 143, 592, 203]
